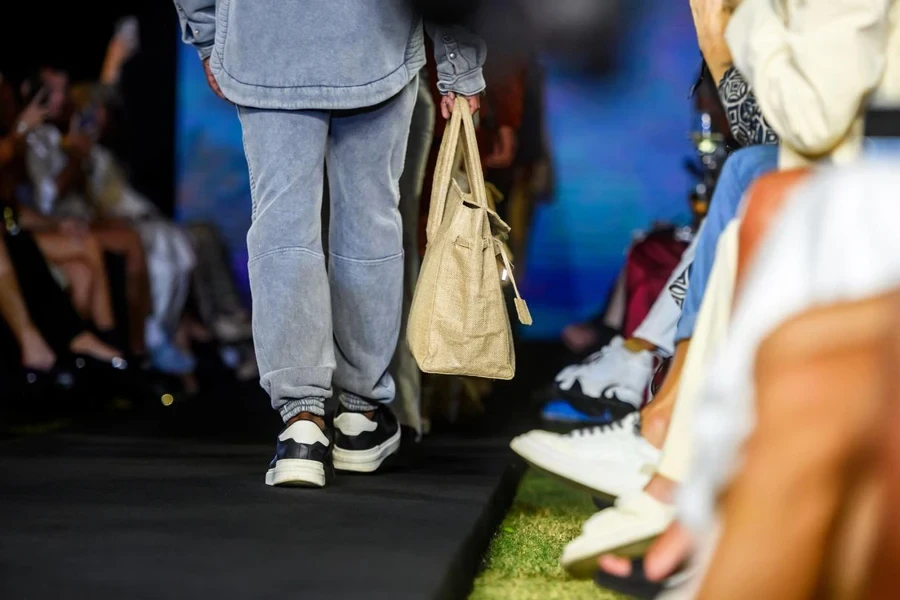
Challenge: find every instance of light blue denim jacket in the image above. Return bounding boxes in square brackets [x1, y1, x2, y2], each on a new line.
[173, 0, 486, 110]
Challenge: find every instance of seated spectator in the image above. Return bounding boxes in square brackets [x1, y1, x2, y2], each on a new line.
[69, 80, 197, 374]
[21, 31, 197, 375]
[589, 0, 900, 591]
[0, 232, 125, 377]
[685, 162, 900, 598]
[1, 73, 125, 376]
[2, 70, 135, 354]
[514, 0, 781, 497]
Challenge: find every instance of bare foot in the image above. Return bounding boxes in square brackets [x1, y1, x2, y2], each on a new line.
[69, 332, 123, 362]
[644, 473, 678, 504]
[639, 411, 670, 450]
[598, 521, 694, 581]
[21, 328, 56, 371]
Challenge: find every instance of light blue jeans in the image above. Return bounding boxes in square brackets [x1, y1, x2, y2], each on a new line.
[237, 78, 418, 421]
[674, 137, 900, 343]
[675, 145, 779, 342]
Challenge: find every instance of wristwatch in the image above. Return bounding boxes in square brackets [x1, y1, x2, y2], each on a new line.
[15, 120, 29, 136]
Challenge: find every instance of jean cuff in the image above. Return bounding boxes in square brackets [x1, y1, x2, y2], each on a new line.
[339, 392, 380, 413]
[279, 398, 325, 422]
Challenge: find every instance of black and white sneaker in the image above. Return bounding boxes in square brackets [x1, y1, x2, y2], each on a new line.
[554, 336, 654, 416]
[332, 405, 401, 473]
[265, 420, 332, 488]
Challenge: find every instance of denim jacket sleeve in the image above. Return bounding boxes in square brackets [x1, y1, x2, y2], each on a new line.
[425, 23, 487, 96]
[173, 0, 217, 60]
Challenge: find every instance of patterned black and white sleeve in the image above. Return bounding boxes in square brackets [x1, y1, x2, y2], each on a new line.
[717, 66, 780, 147]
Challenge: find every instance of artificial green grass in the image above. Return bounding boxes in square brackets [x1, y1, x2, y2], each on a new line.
[470, 469, 628, 600]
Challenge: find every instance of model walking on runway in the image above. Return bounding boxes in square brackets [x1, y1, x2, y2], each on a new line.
[174, 0, 485, 487]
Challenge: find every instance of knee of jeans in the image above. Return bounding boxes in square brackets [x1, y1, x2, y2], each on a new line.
[327, 212, 402, 262]
[247, 210, 322, 260]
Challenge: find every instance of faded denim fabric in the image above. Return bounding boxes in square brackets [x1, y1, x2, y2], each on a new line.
[174, 0, 486, 110]
[674, 145, 779, 342]
[236, 79, 419, 421]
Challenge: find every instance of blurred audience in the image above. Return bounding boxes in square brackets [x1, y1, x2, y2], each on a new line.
[20, 30, 199, 374]
[1, 17, 257, 411]
[510, 0, 900, 598]
[5, 3, 900, 595]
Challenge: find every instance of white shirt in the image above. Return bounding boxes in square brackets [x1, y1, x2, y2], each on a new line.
[727, 0, 900, 168]
[678, 160, 900, 536]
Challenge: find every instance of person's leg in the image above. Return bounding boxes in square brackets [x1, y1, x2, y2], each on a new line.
[674, 145, 778, 343]
[325, 79, 418, 472]
[631, 146, 779, 441]
[553, 230, 697, 411]
[390, 76, 435, 434]
[138, 221, 197, 366]
[632, 234, 699, 356]
[90, 221, 151, 355]
[561, 222, 743, 578]
[5, 232, 121, 362]
[326, 78, 418, 413]
[187, 222, 251, 341]
[696, 294, 893, 600]
[656, 220, 740, 482]
[0, 235, 56, 370]
[33, 230, 116, 331]
[60, 260, 94, 319]
[237, 105, 332, 423]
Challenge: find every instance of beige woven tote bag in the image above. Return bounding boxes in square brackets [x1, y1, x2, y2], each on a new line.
[407, 97, 532, 380]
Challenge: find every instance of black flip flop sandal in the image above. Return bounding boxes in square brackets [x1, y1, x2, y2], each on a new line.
[594, 558, 689, 599]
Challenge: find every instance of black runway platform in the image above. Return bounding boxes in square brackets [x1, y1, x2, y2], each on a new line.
[0, 343, 564, 600]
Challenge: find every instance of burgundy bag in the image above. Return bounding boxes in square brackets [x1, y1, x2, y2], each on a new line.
[621, 227, 690, 338]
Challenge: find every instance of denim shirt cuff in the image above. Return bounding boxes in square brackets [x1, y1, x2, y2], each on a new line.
[197, 44, 214, 61]
[437, 68, 486, 97]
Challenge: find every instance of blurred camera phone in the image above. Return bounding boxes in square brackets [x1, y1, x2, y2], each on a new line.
[115, 16, 140, 53]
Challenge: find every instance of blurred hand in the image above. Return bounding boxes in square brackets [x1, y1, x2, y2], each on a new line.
[441, 92, 480, 119]
[690, 0, 733, 81]
[203, 59, 227, 101]
[15, 89, 49, 133]
[485, 125, 518, 169]
[59, 217, 90, 239]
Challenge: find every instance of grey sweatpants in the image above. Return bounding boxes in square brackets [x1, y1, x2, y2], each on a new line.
[237, 78, 418, 421]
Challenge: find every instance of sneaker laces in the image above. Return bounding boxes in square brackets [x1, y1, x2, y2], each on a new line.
[566, 414, 637, 438]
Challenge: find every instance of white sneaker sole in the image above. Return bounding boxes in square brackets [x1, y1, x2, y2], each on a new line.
[510, 436, 652, 501]
[333, 428, 402, 473]
[561, 520, 670, 579]
[265, 459, 326, 488]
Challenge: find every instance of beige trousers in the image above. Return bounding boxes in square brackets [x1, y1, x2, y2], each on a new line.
[656, 219, 740, 482]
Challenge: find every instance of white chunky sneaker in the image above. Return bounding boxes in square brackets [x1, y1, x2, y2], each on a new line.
[332, 405, 401, 473]
[561, 491, 675, 578]
[510, 412, 660, 501]
[265, 420, 331, 488]
[554, 336, 655, 415]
